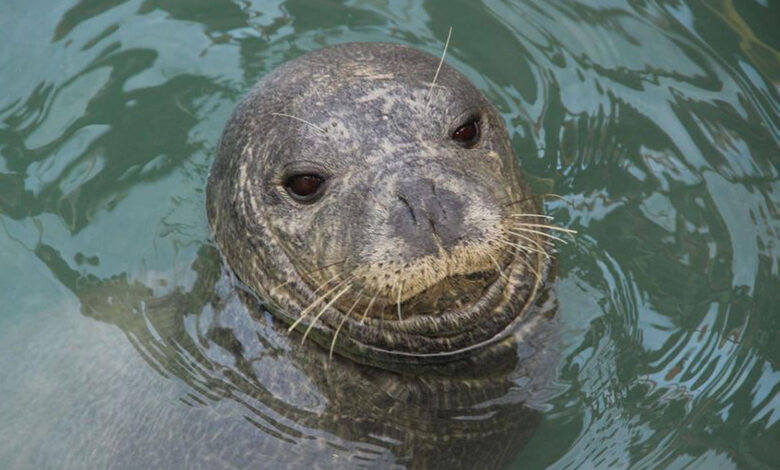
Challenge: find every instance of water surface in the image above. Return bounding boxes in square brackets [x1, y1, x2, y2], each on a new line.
[0, 0, 778, 469]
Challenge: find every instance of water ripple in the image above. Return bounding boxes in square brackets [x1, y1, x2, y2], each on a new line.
[0, 0, 777, 469]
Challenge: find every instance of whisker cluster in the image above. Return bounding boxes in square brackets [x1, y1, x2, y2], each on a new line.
[498, 212, 579, 288]
[273, 259, 346, 292]
[360, 293, 380, 324]
[282, 211, 575, 359]
[329, 285, 367, 360]
[396, 278, 404, 321]
[287, 273, 348, 331]
[301, 281, 353, 345]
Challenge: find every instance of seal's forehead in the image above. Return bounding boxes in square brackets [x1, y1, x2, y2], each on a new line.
[298, 42, 446, 81]
[244, 43, 495, 169]
[262, 43, 484, 108]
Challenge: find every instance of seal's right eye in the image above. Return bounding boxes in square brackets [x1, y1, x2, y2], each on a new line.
[451, 118, 480, 148]
[285, 174, 325, 203]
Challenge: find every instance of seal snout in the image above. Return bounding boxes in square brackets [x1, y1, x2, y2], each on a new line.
[390, 178, 467, 256]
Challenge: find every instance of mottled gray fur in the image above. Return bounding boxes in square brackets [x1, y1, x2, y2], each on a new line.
[207, 42, 553, 371]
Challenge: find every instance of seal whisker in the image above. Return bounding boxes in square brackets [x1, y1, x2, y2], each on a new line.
[328, 314, 349, 362]
[503, 229, 551, 254]
[288, 274, 354, 332]
[506, 213, 554, 220]
[270, 112, 327, 134]
[329, 286, 367, 361]
[300, 260, 349, 290]
[486, 252, 510, 282]
[313, 259, 348, 272]
[509, 246, 543, 286]
[276, 272, 338, 300]
[496, 237, 549, 258]
[301, 283, 353, 345]
[502, 193, 566, 207]
[308, 273, 343, 298]
[271, 278, 294, 293]
[360, 293, 380, 324]
[396, 279, 404, 321]
[524, 257, 544, 292]
[426, 26, 453, 102]
[274, 260, 346, 292]
[508, 227, 569, 245]
[509, 222, 577, 234]
[496, 236, 537, 254]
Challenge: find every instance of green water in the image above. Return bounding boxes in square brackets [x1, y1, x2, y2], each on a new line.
[1, 0, 778, 468]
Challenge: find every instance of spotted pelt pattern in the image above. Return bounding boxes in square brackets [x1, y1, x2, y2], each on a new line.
[207, 42, 553, 370]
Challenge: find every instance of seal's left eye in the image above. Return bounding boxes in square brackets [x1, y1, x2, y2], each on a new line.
[285, 174, 325, 203]
[452, 119, 480, 148]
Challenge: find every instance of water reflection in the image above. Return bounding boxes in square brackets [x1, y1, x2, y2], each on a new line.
[36, 242, 549, 469]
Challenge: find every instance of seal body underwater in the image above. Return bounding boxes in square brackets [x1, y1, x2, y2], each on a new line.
[207, 42, 563, 371]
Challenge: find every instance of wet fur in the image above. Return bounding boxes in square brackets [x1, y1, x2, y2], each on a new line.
[207, 42, 562, 370]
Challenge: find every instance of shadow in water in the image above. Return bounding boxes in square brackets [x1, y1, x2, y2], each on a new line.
[36, 242, 554, 469]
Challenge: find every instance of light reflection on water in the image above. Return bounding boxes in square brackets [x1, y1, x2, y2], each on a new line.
[0, 0, 778, 469]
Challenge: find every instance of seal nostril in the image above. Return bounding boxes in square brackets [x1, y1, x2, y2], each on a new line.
[397, 195, 417, 224]
[430, 180, 447, 218]
[428, 217, 438, 238]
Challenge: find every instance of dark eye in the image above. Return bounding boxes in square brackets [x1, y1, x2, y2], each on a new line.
[285, 174, 325, 202]
[451, 119, 480, 147]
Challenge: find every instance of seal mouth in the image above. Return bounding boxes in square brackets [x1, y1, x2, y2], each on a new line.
[351, 248, 524, 333]
[355, 269, 501, 320]
[316, 243, 549, 364]
[264, 215, 561, 371]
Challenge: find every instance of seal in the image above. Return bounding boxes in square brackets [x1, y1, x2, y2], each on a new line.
[7, 42, 565, 470]
[206, 42, 566, 371]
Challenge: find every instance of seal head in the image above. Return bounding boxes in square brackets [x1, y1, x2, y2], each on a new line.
[207, 42, 553, 370]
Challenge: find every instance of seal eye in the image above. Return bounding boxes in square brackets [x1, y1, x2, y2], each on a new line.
[285, 174, 325, 202]
[452, 119, 480, 148]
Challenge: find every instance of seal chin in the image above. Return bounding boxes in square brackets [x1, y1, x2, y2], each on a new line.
[322, 246, 549, 368]
[396, 268, 501, 318]
[346, 266, 502, 321]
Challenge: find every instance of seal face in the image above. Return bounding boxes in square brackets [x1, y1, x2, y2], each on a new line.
[207, 42, 555, 369]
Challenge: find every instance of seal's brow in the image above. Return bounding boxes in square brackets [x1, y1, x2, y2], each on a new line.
[426, 26, 453, 102]
[270, 112, 327, 134]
